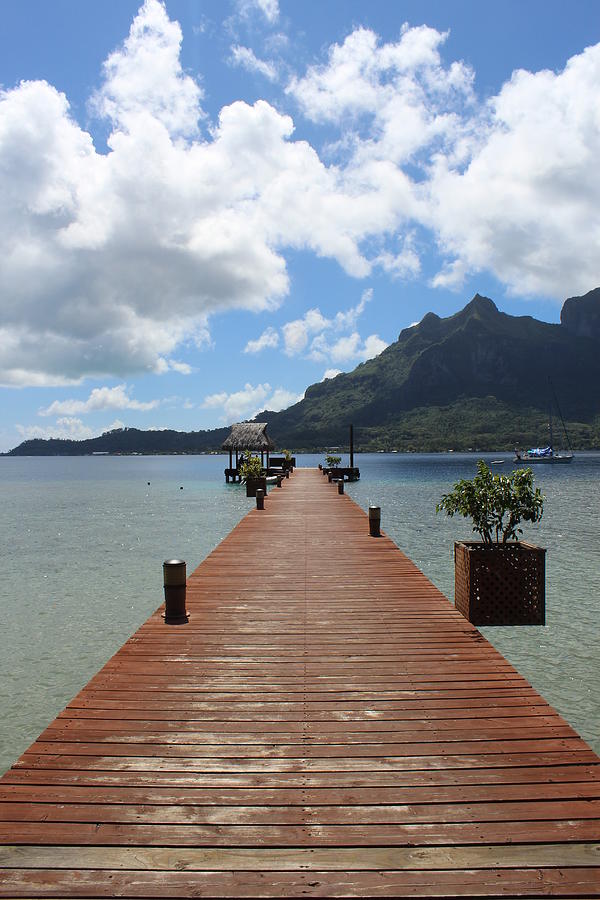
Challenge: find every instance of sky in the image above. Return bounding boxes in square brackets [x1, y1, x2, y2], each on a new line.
[0, 0, 599, 451]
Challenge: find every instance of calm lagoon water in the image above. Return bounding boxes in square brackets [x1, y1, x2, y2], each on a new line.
[0, 452, 598, 773]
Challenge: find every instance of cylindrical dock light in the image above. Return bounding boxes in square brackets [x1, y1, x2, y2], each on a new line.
[368, 506, 381, 537]
[256, 488, 265, 509]
[285, 469, 290, 478]
[328, 472, 333, 483]
[276, 475, 283, 488]
[338, 480, 344, 495]
[163, 559, 188, 624]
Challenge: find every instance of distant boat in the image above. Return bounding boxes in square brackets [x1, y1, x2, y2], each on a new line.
[514, 383, 574, 464]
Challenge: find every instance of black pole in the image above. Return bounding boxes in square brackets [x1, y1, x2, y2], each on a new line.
[349, 424, 354, 469]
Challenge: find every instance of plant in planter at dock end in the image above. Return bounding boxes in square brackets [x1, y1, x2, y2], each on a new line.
[240, 455, 266, 497]
[240, 455, 262, 480]
[436, 461, 546, 626]
[325, 454, 342, 468]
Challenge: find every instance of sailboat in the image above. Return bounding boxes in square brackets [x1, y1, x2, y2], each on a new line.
[514, 383, 574, 464]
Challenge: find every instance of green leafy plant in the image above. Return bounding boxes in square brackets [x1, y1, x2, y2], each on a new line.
[282, 449, 292, 461]
[325, 454, 342, 467]
[240, 455, 262, 480]
[436, 460, 544, 545]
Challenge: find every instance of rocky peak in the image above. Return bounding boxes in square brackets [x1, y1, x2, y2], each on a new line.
[560, 287, 600, 339]
[462, 293, 499, 317]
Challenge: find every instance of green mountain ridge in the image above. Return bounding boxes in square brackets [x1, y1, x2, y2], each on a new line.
[7, 288, 600, 455]
[255, 289, 600, 450]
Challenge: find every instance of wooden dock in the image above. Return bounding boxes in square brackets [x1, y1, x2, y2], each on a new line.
[1, 467, 599, 898]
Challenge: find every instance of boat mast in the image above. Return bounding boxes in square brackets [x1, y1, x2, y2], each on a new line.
[549, 379, 574, 455]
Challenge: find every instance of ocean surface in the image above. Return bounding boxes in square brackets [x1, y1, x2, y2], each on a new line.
[0, 451, 598, 774]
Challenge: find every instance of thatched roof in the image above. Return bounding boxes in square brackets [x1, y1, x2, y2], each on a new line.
[222, 422, 275, 451]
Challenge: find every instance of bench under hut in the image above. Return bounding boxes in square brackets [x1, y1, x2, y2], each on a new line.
[222, 422, 275, 483]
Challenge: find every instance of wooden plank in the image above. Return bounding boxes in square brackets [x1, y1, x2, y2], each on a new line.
[2, 780, 599, 806]
[1, 818, 600, 846]
[2, 798, 600, 825]
[2, 842, 600, 870]
[4, 762, 599, 788]
[1, 867, 600, 898]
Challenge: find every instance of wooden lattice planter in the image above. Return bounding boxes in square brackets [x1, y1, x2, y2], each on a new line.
[245, 476, 267, 498]
[454, 541, 546, 626]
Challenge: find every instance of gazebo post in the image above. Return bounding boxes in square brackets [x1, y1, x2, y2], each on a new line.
[229, 450, 232, 470]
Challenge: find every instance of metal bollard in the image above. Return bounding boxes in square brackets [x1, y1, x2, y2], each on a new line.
[338, 480, 344, 495]
[285, 469, 290, 478]
[276, 475, 283, 487]
[256, 488, 265, 509]
[328, 472, 333, 482]
[368, 506, 381, 537]
[163, 559, 188, 623]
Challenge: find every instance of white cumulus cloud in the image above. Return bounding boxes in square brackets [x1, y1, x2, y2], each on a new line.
[244, 326, 279, 353]
[310, 331, 388, 364]
[202, 382, 271, 421]
[428, 44, 600, 296]
[202, 381, 300, 421]
[265, 387, 303, 410]
[289, 24, 600, 298]
[38, 384, 160, 417]
[279, 290, 386, 364]
[91, 0, 204, 137]
[16, 417, 95, 442]
[282, 309, 329, 356]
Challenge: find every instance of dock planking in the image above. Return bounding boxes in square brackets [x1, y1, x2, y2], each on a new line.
[0, 467, 599, 898]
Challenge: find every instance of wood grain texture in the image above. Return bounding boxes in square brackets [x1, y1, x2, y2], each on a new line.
[1, 467, 599, 898]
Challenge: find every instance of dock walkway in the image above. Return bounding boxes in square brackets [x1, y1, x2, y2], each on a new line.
[1, 468, 599, 897]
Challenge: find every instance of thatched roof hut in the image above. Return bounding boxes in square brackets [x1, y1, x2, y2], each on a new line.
[222, 423, 274, 478]
[222, 422, 274, 451]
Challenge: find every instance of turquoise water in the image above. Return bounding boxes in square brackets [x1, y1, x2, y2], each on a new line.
[0, 452, 598, 773]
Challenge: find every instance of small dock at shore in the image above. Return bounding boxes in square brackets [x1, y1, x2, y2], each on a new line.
[1, 468, 599, 898]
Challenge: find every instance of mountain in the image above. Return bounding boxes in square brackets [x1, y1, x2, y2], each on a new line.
[256, 289, 600, 451]
[7, 289, 600, 455]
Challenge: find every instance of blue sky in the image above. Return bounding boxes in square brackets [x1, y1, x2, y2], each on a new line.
[1, 0, 599, 451]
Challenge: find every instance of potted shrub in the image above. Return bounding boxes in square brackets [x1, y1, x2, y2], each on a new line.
[323, 454, 342, 482]
[436, 460, 546, 625]
[281, 448, 294, 472]
[240, 454, 266, 497]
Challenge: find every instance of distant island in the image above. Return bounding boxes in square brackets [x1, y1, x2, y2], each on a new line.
[6, 288, 600, 456]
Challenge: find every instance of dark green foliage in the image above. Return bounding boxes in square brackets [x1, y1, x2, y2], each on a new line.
[239, 455, 262, 479]
[325, 454, 342, 467]
[436, 460, 545, 545]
